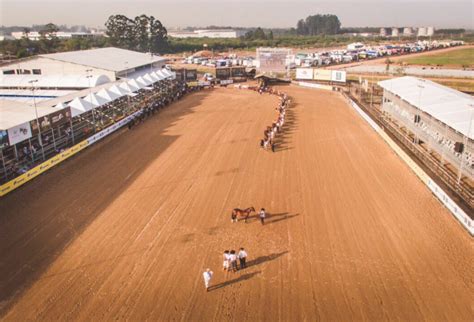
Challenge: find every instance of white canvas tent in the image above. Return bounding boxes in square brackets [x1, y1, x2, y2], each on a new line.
[155, 70, 167, 80]
[96, 88, 123, 101]
[54, 102, 68, 109]
[150, 71, 164, 81]
[143, 73, 158, 84]
[84, 92, 111, 107]
[128, 79, 145, 90]
[68, 97, 95, 117]
[136, 76, 152, 86]
[119, 81, 139, 93]
[109, 84, 129, 96]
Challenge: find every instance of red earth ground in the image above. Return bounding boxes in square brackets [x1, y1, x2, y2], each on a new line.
[0, 86, 472, 321]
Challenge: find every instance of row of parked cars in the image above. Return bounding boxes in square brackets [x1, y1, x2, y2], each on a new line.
[294, 40, 465, 67]
[181, 56, 257, 68]
[181, 40, 464, 70]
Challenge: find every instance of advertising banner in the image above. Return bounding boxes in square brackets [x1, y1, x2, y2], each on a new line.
[313, 69, 332, 81]
[230, 67, 246, 78]
[30, 108, 72, 135]
[8, 122, 32, 145]
[0, 140, 88, 197]
[331, 70, 347, 83]
[296, 68, 314, 80]
[185, 69, 197, 81]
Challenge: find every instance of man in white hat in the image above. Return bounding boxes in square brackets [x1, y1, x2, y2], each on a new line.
[203, 268, 214, 291]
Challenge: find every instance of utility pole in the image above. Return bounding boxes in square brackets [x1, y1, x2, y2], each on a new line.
[28, 79, 45, 160]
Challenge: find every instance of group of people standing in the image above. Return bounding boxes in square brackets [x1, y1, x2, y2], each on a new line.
[258, 87, 291, 153]
[203, 248, 248, 292]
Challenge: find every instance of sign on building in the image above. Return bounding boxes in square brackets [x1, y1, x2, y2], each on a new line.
[331, 70, 347, 83]
[8, 122, 32, 145]
[296, 68, 314, 80]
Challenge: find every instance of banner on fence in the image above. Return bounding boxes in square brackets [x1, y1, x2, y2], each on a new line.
[331, 70, 347, 83]
[0, 140, 88, 197]
[296, 68, 314, 80]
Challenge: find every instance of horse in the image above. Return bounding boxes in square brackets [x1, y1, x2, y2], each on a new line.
[231, 207, 256, 223]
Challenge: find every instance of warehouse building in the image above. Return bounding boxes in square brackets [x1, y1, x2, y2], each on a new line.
[378, 76, 473, 180]
[1, 47, 168, 80]
[168, 29, 245, 39]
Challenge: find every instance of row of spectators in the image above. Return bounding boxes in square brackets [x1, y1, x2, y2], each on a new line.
[0, 78, 196, 184]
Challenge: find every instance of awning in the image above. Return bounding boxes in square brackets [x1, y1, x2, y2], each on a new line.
[96, 88, 124, 101]
[84, 92, 110, 107]
[128, 79, 145, 90]
[119, 82, 139, 93]
[109, 84, 129, 96]
[68, 97, 95, 117]
[136, 76, 152, 86]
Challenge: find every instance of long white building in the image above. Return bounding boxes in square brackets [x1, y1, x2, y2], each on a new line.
[168, 29, 245, 39]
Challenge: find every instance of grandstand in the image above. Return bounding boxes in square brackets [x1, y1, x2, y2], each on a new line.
[378, 77, 473, 182]
[0, 67, 181, 191]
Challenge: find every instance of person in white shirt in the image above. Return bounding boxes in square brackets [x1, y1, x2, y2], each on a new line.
[223, 250, 230, 271]
[203, 268, 214, 291]
[229, 250, 238, 272]
[259, 208, 266, 225]
[238, 248, 248, 269]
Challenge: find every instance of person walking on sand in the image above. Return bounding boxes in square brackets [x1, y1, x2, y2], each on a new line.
[238, 248, 248, 269]
[223, 250, 230, 271]
[229, 250, 238, 272]
[203, 268, 214, 291]
[259, 208, 266, 225]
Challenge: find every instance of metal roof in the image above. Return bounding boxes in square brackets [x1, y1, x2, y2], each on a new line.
[0, 100, 62, 130]
[40, 47, 167, 73]
[378, 76, 474, 140]
[0, 74, 111, 89]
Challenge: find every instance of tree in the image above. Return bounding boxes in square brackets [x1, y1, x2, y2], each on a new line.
[105, 15, 136, 49]
[105, 14, 167, 52]
[39, 23, 59, 38]
[267, 30, 274, 40]
[296, 14, 341, 36]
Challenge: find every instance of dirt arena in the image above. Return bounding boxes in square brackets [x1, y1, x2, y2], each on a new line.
[0, 86, 472, 321]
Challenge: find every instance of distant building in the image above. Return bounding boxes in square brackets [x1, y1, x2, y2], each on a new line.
[417, 27, 427, 37]
[427, 27, 435, 36]
[380, 28, 388, 36]
[168, 29, 246, 39]
[11, 31, 102, 41]
[391, 28, 399, 37]
[403, 27, 413, 36]
[0, 47, 167, 81]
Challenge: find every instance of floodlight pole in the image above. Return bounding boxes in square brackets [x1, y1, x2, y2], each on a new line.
[86, 69, 96, 132]
[29, 79, 45, 160]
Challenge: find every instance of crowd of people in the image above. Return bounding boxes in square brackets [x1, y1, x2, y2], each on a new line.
[127, 81, 198, 129]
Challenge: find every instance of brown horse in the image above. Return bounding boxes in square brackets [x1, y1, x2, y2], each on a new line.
[231, 207, 255, 223]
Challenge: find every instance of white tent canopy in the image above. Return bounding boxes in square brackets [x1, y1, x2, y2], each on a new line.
[143, 73, 157, 84]
[119, 82, 139, 93]
[54, 102, 68, 109]
[378, 76, 474, 139]
[84, 92, 111, 107]
[109, 84, 129, 96]
[96, 88, 123, 101]
[150, 71, 164, 81]
[68, 97, 95, 117]
[127, 79, 145, 90]
[136, 76, 152, 86]
[155, 70, 167, 80]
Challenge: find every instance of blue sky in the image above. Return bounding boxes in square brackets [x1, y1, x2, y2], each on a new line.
[1, 0, 473, 29]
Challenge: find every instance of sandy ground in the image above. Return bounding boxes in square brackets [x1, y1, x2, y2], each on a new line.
[0, 86, 472, 321]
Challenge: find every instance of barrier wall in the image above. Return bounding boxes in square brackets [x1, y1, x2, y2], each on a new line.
[344, 96, 473, 235]
[0, 140, 88, 196]
[0, 110, 142, 197]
